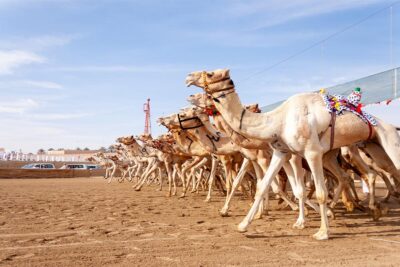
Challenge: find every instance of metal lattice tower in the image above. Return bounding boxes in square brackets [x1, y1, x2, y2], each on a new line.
[143, 98, 151, 135]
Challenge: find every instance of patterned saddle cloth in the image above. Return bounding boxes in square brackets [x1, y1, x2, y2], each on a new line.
[320, 89, 377, 126]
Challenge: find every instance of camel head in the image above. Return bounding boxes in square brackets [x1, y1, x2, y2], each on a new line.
[110, 155, 119, 161]
[187, 93, 213, 108]
[158, 113, 180, 130]
[158, 108, 203, 131]
[95, 152, 105, 158]
[87, 156, 96, 163]
[181, 106, 209, 122]
[185, 69, 232, 93]
[188, 93, 221, 117]
[160, 133, 175, 143]
[116, 135, 136, 145]
[245, 103, 261, 113]
[137, 133, 153, 142]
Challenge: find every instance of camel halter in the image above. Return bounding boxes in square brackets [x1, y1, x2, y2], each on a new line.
[202, 71, 235, 94]
[177, 113, 204, 130]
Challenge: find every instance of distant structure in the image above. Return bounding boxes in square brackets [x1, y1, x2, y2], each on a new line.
[143, 98, 151, 135]
[47, 149, 100, 162]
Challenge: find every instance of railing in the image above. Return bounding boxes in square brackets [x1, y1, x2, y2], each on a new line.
[0, 153, 88, 162]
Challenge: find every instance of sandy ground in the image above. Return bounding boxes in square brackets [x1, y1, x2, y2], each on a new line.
[0, 178, 400, 267]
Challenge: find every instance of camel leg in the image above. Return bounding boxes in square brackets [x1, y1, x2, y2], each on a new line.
[173, 164, 180, 196]
[220, 158, 250, 215]
[251, 162, 271, 219]
[238, 150, 288, 233]
[323, 150, 362, 212]
[108, 164, 117, 184]
[156, 166, 163, 191]
[118, 169, 127, 183]
[134, 162, 143, 182]
[189, 158, 208, 193]
[283, 159, 307, 229]
[304, 150, 329, 240]
[164, 161, 173, 196]
[204, 156, 218, 202]
[195, 168, 204, 192]
[271, 177, 298, 211]
[180, 157, 202, 197]
[105, 167, 110, 179]
[133, 162, 152, 187]
[135, 163, 159, 191]
[348, 146, 381, 220]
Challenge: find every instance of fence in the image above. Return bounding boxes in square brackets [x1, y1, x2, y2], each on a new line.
[0, 152, 89, 162]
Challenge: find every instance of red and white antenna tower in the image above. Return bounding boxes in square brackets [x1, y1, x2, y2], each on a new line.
[143, 98, 151, 135]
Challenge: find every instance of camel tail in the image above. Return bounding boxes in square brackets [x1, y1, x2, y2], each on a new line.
[374, 119, 400, 170]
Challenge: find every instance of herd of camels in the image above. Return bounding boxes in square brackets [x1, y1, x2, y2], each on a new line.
[88, 69, 400, 241]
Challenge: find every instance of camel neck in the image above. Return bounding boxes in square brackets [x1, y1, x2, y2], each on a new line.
[211, 87, 282, 142]
[172, 131, 207, 157]
[186, 124, 238, 155]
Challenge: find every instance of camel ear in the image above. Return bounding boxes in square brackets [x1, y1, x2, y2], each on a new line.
[222, 69, 230, 77]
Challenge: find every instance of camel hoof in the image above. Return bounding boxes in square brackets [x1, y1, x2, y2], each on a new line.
[371, 207, 382, 221]
[134, 187, 141, 191]
[204, 198, 211, 203]
[292, 220, 305, 230]
[166, 193, 172, 197]
[291, 205, 299, 211]
[344, 202, 355, 212]
[156, 188, 162, 191]
[327, 208, 335, 219]
[312, 229, 329, 240]
[178, 193, 186, 199]
[254, 213, 263, 220]
[237, 222, 248, 233]
[219, 209, 229, 217]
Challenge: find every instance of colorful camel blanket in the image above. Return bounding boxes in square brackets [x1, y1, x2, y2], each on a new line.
[320, 88, 377, 126]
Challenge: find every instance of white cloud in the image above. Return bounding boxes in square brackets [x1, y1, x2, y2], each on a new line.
[23, 80, 63, 89]
[0, 35, 78, 51]
[0, 50, 45, 75]
[0, 0, 75, 8]
[53, 64, 189, 73]
[29, 112, 91, 120]
[0, 98, 39, 114]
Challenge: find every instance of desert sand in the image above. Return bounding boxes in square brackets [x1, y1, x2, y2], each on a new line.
[0, 178, 399, 266]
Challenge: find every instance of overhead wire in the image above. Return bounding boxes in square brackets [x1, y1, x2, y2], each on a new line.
[239, 0, 400, 84]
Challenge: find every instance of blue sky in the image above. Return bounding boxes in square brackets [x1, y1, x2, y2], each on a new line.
[0, 0, 399, 152]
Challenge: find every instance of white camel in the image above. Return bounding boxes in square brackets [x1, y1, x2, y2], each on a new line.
[186, 69, 400, 240]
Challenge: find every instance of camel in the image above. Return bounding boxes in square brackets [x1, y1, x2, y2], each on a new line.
[187, 93, 352, 217]
[89, 152, 118, 183]
[172, 106, 299, 215]
[87, 153, 115, 180]
[186, 69, 400, 240]
[158, 116, 222, 198]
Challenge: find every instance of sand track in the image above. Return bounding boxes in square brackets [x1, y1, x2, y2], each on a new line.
[0, 178, 399, 266]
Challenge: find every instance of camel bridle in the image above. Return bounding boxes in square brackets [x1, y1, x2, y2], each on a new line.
[201, 71, 250, 138]
[177, 113, 204, 130]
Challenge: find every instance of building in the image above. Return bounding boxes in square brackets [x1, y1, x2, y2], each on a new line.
[46, 149, 101, 162]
